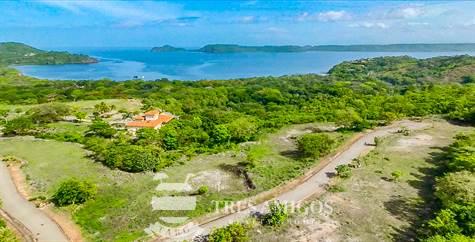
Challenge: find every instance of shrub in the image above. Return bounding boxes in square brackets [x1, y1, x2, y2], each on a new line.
[435, 171, 475, 207]
[374, 137, 382, 146]
[327, 184, 345, 192]
[197, 185, 209, 195]
[335, 164, 352, 178]
[86, 119, 116, 138]
[226, 117, 258, 142]
[93, 101, 113, 115]
[391, 170, 403, 181]
[208, 222, 249, 242]
[397, 127, 410, 136]
[52, 179, 97, 206]
[426, 209, 462, 237]
[2, 116, 35, 136]
[27, 103, 71, 124]
[0, 227, 18, 242]
[424, 234, 474, 242]
[297, 133, 335, 158]
[446, 133, 475, 172]
[262, 202, 288, 226]
[74, 111, 87, 121]
[104, 144, 160, 172]
[0, 218, 5, 228]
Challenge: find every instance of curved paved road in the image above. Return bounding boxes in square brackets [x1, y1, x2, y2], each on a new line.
[161, 120, 429, 241]
[0, 162, 69, 242]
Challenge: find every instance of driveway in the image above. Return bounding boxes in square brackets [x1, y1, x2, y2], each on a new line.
[0, 162, 69, 242]
[159, 120, 429, 241]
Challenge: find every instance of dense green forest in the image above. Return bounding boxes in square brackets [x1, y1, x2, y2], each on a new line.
[420, 132, 475, 241]
[0, 55, 474, 173]
[0, 42, 97, 65]
[329, 55, 475, 84]
[150, 43, 475, 53]
[0, 53, 474, 241]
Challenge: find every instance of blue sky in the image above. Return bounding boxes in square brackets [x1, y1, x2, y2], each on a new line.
[1, 0, 475, 48]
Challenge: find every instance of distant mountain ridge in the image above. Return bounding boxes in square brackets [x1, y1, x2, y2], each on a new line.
[151, 43, 475, 53]
[0, 42, 97, 65]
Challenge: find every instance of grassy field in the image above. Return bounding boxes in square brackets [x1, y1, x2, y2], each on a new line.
[0, 137, 156, 241]
[249, 123, 352, 192]
[249, 119, 473, 242]
[0, 122, 352, 241]
[0, 98, 142, 119]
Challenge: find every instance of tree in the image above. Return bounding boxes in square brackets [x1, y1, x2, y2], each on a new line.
[73, 111, 87, 121]
[27, 103, 71, 124]
[0, 109, 8, 125]
[255, 88, 284, 104]
[197, 185, 209, 195]
[52, 179, 97, 206]
[435, 171, 475, 207]
[211, 124, 231, 145]
[334, 108, 364, 130]
[262, 202, 288, 226]
[446, 133, 475, 172]
[297, 133, 335, 158]
[104, 145, 160, 172]
[424, 234, 474, 242]
[449, 203, 475, 235]
[135, 128, 161, 145]
[159, 125, 179, 150]
[226, 117, 258, 142]
[93, 101, 112, 115]
[462, 75, 475, 84]
[336, 164, 352, 178]
[208, 222, 249, 242]
[426, 209, 462, 237]
[86, 119, 116, 138]
[2, 116, 34, 136]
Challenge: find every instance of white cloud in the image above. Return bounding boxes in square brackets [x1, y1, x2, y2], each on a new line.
[407, 22, 430, 26]
[460, 17, 475, 27]
[296, 12, 310, 22]
[240, 16, 255, 23]
[349, 22, 389, 29]
[318, 11, 350, 22]
[38, 0, 198, 27]
[267, 27, 287, 34]
[389, 6, 425, 19]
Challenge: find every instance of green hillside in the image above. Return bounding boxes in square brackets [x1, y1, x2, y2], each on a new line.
[329, 55, 475, 84]
[151, 45, 186, 52]
[0, 42, 97, 65]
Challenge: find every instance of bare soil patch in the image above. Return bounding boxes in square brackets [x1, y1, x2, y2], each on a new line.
[392, 134, 434, 150]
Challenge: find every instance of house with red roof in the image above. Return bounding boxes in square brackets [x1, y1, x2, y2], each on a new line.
[126, 109, 174, 131]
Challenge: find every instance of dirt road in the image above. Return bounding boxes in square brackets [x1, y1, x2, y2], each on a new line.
[161, 120, 429, 241]
[0, 162, 69, 242]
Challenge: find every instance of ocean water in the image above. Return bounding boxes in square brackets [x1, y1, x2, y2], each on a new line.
[14, 48, 475, 81]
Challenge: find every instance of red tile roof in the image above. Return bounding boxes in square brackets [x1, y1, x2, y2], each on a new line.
[126, 113, 173, 128]
[144, 110, 161, 115]
[133, 115, 145, 121]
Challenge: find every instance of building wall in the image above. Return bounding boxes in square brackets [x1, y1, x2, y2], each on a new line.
[145, 114, 158, 121]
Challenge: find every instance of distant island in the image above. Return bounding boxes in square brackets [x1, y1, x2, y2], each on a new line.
[0, 42, 97, 65]
[151, 45, 186, 52]
[151, 43, 475, 53]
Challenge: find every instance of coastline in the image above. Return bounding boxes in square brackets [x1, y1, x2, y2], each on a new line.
[11, 50, 475, 82]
